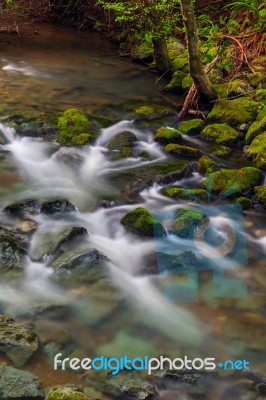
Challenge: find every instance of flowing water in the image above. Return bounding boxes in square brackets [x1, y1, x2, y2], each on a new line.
[0, 27, 265, 396]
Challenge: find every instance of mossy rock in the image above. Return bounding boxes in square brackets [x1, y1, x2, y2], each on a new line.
[198, 156, 217, 174]
[177, 119, 205, 135]
[255, 89, 266, 105]
[254, 186, 266, 207]
[154, 127, 183, 144]
[164, 143, 199, 157]
[106, 131, 137, 159]
[245, 132, 266, 170]
[182, 74, 193, 90]
[235, 197, 252, 210]
[201, 167, 263, 196]
[173, 208, 207, 238]
[133, 105, 174, 119]
[46, 387, 90, 400]
[165, 70, 187, 94]
[247, 72, 265, 88]
[245, 113, 266, 144]
[57, 109, 92, 145]
[171, 56, 189, 73]
[202, 123, 240, 145]
[162, 187, 208, 202]
[207, 98, 260, 126]
[120, 207, 166, 237]
[210, 145, 232, 157]
[214, 79, 252, 99]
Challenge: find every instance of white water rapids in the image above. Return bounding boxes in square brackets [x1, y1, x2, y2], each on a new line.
[0, 121, 265, 354]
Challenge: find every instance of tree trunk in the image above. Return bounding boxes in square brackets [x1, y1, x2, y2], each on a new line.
[152, 37, 171, 75]
[180, 0, 217, 101]
[144, 0, 171, 75]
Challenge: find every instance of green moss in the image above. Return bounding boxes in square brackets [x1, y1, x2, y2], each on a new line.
[120, 207, 166, 237]
[173, 208, 206, 238]
[202, 123, 239, 145]
[164, 143, 199, 157]
[207, 98, 260, 126]
[255, 89, 266, 105]
[210, 145, 231, 157]
[198, 156, 217, 174]
[201, 167, 263, 195]
[245, 114, 266, 144]
[235, 197, 252, 210]
[171, 56, 189, 73]
[214, 80, 252, 99]
[165, 71, 186, 93]
[245, 132, 266, 170]
[177, 119, 205, 135]
[154, 127, 183, 144]
[46, 387, 90, 400]
[134, 106, 154, 118]
[248, 72, 265, 88]
[182, 74, 193, 90]
[162, 187, 208, 202]
[254, 186, 266, 206]
[57, 109, 92, 145]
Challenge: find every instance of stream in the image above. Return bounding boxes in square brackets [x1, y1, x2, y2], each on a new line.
[0, 26, 265, 397]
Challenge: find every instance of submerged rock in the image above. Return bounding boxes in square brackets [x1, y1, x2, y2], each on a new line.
[210, 144, 232, 157]
[244, 132, 266, 169]
[173, 208, 207, 238]
[0, 365, 43, 400]
[106, 131, 137, 159]
[31, 226, 87, 261]
[164, 143, 199, 157]
[202, 123, 240, 145]
[4, 199, 40, 216]
[40, 198, 76, 215]
[121, 207, 166, 237]
[198, 155, 218, 175]
[207, 97, 259, 126]
[201, 167, 263, 195]
[0, 315, 39, 367]
[162, 187, 208, 202]
[154, 127, 183, 144]
[51, 248, 108, 283]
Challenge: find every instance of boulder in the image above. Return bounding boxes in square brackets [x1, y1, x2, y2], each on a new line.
[245, 113, 266, 143]
[46, 386, 90, 400]
[245, 132, 266, 169]
[0, 365, 43, 400]
[57, 109, 93, 145]
[154, 127, 183, 144]
[207, 97, 259, 126]
[40, 199, 75, 215]
[198, 156, 218, 175]
[0, 315, 39, 367]
[164, 143, 199, 157]
[121, 207, 166, 237]
[177, 118, 205, 135]
[4, 199, 40, 215]
[173, 208, 207, 238]
[202, 123, 240, 145]
[162, 187, 208, 202]
[0, 234, 26, 271]
[201, 167, 263, 196]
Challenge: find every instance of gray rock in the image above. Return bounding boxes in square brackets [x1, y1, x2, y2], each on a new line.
[0, 315, 39, 367]
[0, 365, 44, 399]
[40, 199, 75, 215]
[0, 234, 26, 271]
